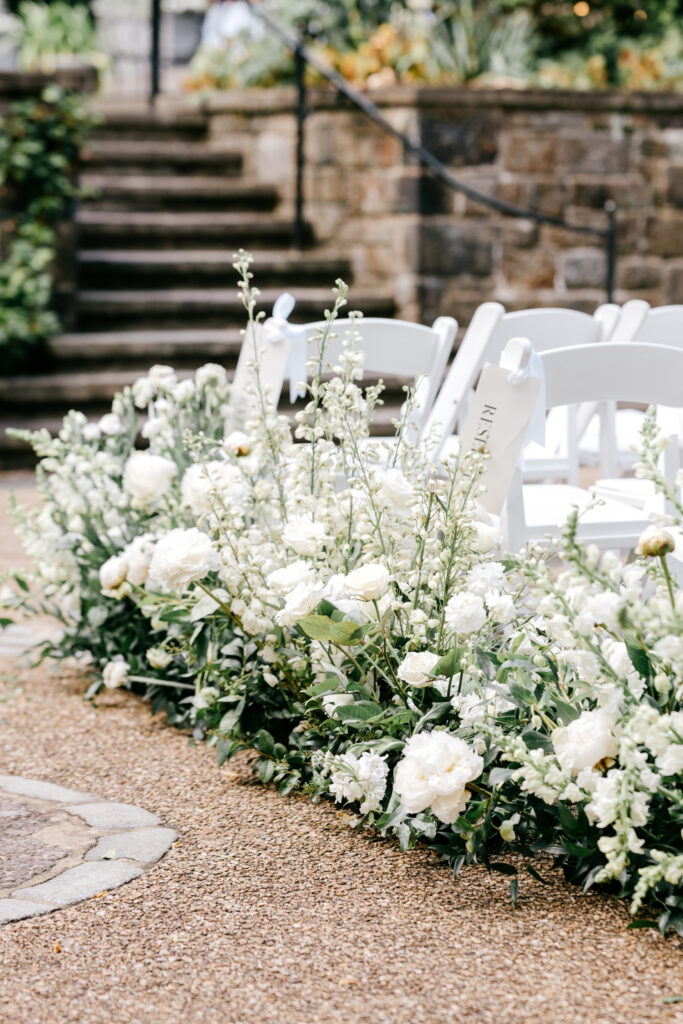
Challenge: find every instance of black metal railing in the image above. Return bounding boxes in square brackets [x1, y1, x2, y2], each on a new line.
[150, 0, 618, 301]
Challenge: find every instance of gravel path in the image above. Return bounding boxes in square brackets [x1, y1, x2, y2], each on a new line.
[1, 481, 682, 1024]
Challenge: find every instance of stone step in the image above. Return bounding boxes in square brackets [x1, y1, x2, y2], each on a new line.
[80, 175, 279, 213]
[77, 210, 312, 250]
[49, 329, 244, 367]
[74, 287, 395, 331]
[82, 140, 243, 177]
[90, 106, 208, 142]
[76, 249, 353, 290]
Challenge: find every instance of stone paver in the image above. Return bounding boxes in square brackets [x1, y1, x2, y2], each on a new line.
[0, 776, 95, 804]
[0, 899, 57, 924]
[69, 802, 161, 830]
[15, 861, 143, 907]
[85, 827, 178, 865]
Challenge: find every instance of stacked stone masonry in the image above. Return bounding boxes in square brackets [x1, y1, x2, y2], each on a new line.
[204, 86, 683, 325]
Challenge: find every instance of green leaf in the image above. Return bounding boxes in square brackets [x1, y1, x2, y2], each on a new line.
[435, 647, 462, 678]
[627, 919, 659, 930]
[558, 803, 581, 837]
[297, 614, 363, 646]
[216, 737, 233, 767]
[489, 862, 518, 876]
[509, 877, 519, 907]
[335, 700, 383, 724]
[525, 865, 550, 885]
[553, 698, 580, 725]
[254, 729, 274, 756]
[626, 640, 652, 679]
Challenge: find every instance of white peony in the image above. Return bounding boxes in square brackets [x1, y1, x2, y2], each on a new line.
[394, 732, 484, 824]
[275, 581, 324, 628]
[99, 555, 128, 596]
[283, 516, 327, 556]
[445, 592, 486, 634]
[181, 461, 246, 518]
[123, 452, 176, 506]
[344, 562, 390, 602]
[147, 528, 220, 594]
[102, 657, 130, 690]
[122, 535, 154, 587]
[267, 561, 315, 597]
[552, 709, 618, 776]
[397, 651, 441, 687]
[328, 751, 389, 814]
[377, 468, 415, 510]
[467, 561, 505, 597]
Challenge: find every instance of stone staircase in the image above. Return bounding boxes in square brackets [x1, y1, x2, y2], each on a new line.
[1, 105, 396, 468]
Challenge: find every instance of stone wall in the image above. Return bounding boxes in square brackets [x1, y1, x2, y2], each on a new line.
[204, 86, 683, 326]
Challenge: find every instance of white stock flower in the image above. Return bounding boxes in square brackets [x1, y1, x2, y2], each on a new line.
[275, 581, 324, 628]
[344, 563, 390, 602]
[147, 528, 220, 594]
[123, 452, 176, 506]
[397, 651, 441, 687]
[377, 468, 415, 510]
[394, 732, 484, 824]
[552, 709, 618, 776]
[181, 461, 246, 518]
[328, 751, 389, 814]
[99, 555, 128, 596]
[102, 657, 129, 690]
[266, 561, 315, 597]
[561, 649, 602, 684]
[445, 592, 486, 635]
[283, 516, 327, 556]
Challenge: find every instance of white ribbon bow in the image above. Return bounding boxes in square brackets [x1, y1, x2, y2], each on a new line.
[263, 293, 310, 404]
[499, 336, 546, 448]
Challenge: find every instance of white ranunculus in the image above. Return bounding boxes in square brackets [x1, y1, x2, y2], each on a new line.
[223, 430, 252, 456]
[102, 657, 130, 690]
[123, 452, 176, 506]
[122, 535, 154, 587]
[266, 561, 315, 597]
[275, 581, 324, 628]
[552, 709, 618, 776]
[283, 516, 327, 556]
[147, 528, 220, 594]
[99, 555, 128, 596]
[344, 562, 390, 602]
[322, 692, 354, 718]
[445, 592, 486, 634]
[377, 468, 415, 510]
[180, 461, 246, 518]
[397, 651, 441, 687]
[394, 732, 484, 824]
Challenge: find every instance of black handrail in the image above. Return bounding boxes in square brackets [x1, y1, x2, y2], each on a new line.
[245, 0, 617, 302]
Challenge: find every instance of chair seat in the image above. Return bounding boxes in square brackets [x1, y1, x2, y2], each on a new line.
[594, 477, 655, 510]
[522, 484, 650, 543]
[579, 408, 644, 467]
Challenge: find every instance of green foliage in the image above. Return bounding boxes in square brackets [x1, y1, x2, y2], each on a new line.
[11, 1, 105, 74]
[0, 85, 96, 370]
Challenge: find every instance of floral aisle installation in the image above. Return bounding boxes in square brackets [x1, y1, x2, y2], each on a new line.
[4, 253, 682, 936]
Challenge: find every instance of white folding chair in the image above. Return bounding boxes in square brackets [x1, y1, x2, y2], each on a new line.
[295, 316, 458, 440]
[502, 342, 683, 552]
[425, 303, 620, 482]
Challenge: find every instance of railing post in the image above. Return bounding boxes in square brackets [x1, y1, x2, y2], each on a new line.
[293, 44, 307, 250]
[605, 200, 617, 304]
[150, 0, 162, 107]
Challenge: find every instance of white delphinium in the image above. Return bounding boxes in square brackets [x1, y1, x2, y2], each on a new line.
[394, 732, 484, 824]
[326, 751, 389, 814]
[180, 460, 246, 518]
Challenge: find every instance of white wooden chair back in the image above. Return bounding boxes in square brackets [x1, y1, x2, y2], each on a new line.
[628, 304, 683, 347]
[299, 316, 457, 434]
[425, 303, 619, 466]
[504, 342, 683, 550]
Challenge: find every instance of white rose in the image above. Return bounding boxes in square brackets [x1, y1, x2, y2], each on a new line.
[486, 591, 515, 625]
[275, 581, 324, 628]
[99, 555, 128, 596]
[322, 692, 354, 718]
[283, 516, 327, 556]
[180, 461, 246, 518]
[102, 657, 129, 690]
[394, 732, 484, 824]
[552, 709, 618, 776]
[445, 592, 486, 634]
[636, 525, 675, 558]
[147, 646, 173, 670]
[344, 563, 390, 602]
[267, 561, 315, 597]
[377, 468, 415, 510]
[123, 452, 176, 506]
[223, 431, 252, 456]
[121, 535, 154, 587]
[397, 651, 441, 687]
[147, 527, 220, 594]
